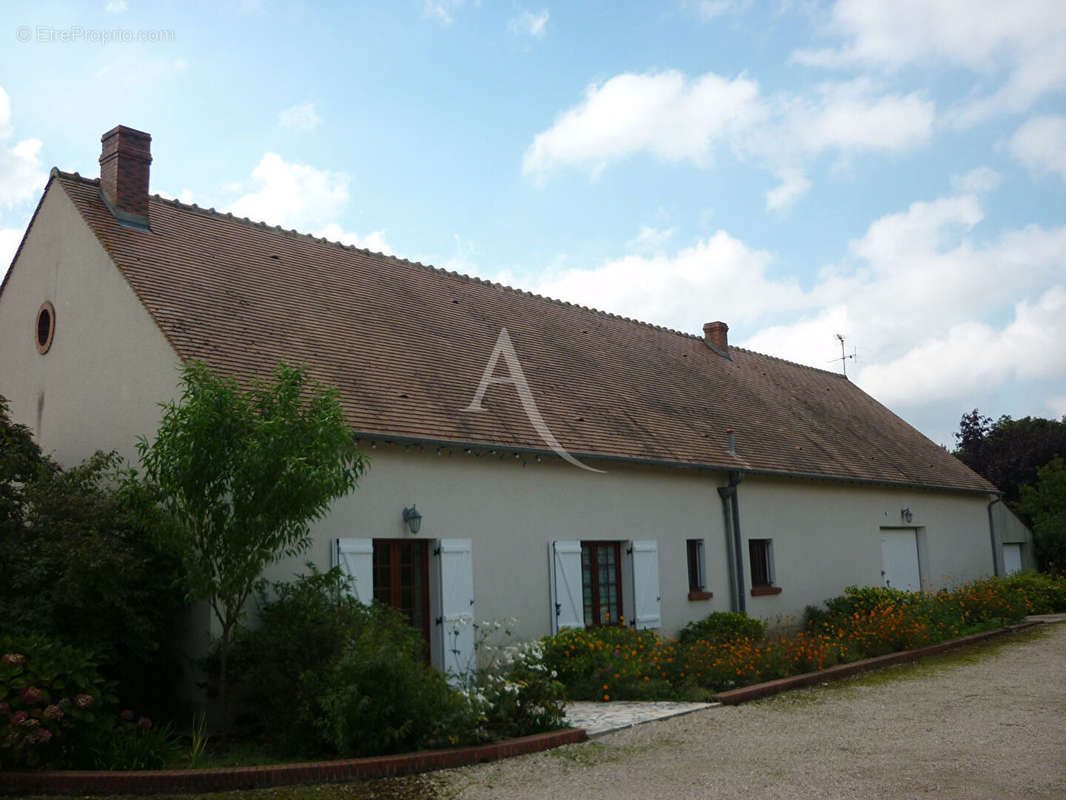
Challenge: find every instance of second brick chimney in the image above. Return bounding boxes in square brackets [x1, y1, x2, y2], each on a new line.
[99, 125, 152, 229]
[703, 321, 730, 359]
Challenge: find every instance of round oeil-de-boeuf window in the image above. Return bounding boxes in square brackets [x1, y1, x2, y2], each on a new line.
[35, 301, 55, 354]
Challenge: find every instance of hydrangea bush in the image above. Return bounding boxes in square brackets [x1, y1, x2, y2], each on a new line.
[0, 635, 111, 769]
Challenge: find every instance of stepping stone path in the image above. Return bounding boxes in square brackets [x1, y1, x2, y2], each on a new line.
[565, 700, 718, 737]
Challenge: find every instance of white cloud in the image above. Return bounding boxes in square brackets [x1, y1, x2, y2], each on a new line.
[527, 230, 808, 332]
[779, 78, 934, 156]
[440, 233, 478, 274]
[792, 0, 1066, 124]
[105, 0, 127, 12]
[858, 287, 1066, 406]
[765, 167, 811, 211]
[157, 188, 195, 205]
[951, 166, 1001, 195]
[0, 88, 46, 209]
[508, 9, 549, 38]
[225, 154, 390, 257]
[0, 227, 24, 281]
[684, 0, 751, 22]
[741, 193, 1066, 406]
[523, 70, 763, 176]
[318, 223, 393, 255]
[524, 71, 933, 200]
[278, 102, 322, 133]
[1009, 114, 1066, 182]
[627, 225, 677, 253]
[488, 187, 1066, 412]
[228, 153, 349, 229]
[424, 0, 464, 25]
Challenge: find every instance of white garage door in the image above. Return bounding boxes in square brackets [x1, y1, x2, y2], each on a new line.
[880, 529, 921, 592]
[1002, 543, 1023, 575]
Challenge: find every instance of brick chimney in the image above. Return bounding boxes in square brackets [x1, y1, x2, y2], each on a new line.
[703, 321, 730, 358]
[99, 125, 152, 229]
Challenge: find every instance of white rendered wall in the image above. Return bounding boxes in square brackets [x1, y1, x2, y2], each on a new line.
[0, 183, 181, 467]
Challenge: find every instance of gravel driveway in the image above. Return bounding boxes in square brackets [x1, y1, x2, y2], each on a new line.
[443, 625, 1066, 800]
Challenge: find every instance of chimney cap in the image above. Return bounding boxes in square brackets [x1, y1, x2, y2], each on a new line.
[100, 124, 152, 141]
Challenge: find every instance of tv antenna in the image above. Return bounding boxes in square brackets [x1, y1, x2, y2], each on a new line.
[829, 334, 857, 377]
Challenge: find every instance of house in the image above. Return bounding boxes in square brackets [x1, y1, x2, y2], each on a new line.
[0, 126, 1019, 674]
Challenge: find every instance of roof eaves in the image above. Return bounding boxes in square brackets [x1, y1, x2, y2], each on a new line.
[352, 430, 994, 494]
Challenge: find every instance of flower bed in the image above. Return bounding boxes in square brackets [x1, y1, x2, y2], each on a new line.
[541, 575, 1043, 702]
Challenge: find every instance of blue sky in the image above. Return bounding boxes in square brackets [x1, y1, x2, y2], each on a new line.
[2, 0, 1065, 447]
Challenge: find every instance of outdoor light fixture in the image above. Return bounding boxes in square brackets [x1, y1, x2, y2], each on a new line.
[901, 507, 913, 523]
[403, 505, 423, 534]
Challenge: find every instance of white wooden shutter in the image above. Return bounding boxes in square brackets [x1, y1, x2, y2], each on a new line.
[332, 538, 374, 604]
[629, 539, 661, 630]
[437, 538, 475, 683]
[551, 541, 584, 633]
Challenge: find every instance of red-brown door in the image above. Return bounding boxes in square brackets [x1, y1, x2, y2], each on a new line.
[372, 539, 431, 656]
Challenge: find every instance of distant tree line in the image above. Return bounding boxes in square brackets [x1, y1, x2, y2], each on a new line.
[954, 410, 1066, 573]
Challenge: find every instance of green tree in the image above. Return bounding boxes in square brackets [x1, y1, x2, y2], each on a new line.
[1019, 457, 1066, 574]
[136, 362, 367, 729]
[953, 410, 1066, 504]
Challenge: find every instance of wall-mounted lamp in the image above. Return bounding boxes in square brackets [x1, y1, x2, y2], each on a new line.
[403, 505, 423, 534]
[901, 507, 913, 523]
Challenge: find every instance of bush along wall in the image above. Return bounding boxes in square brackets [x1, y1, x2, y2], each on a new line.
[213, 567, 567, 762]
[542, 575, 1054, 702]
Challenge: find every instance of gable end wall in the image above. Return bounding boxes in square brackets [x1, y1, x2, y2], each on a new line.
[0, 183, 181, 467]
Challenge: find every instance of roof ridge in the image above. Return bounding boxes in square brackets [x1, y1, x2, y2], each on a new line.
[54, 168, 701, 343]
[730, 345, 849, 378]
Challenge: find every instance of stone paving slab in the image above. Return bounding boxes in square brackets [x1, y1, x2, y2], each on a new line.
[1027, 613, 1066, 623]
[565, 701, 718, 737]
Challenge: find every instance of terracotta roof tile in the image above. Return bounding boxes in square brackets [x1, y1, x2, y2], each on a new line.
[52, 171, 994, 493]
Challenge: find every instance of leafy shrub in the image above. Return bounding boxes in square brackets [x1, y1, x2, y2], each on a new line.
[0, 397, 187, 718]
[311, 614, 473, 756]
[678, 612, 765, 646]
[218, 566, 362, 753]
[0, 634, 112, 769]
[541, 625, 681, 701]
[221, 566, 477, 758]
[92, 711, 182, 770]
[822, 585, 912, 619]
[545, 577, 1034, 703]
[1000, 570, 1066, 613]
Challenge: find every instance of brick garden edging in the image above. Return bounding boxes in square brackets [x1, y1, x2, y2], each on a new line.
[0, 728, 587, 796]
[713, 621, 1041, 705]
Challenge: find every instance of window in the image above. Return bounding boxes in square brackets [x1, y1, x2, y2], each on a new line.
[687, 539, 706, 592]
[749, 539, 780, 595]
[35, 301, 55, 354]
[581, 541, 622, 626]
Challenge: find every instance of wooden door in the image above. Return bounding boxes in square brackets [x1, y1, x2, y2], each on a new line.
[373, 539, 431, 653]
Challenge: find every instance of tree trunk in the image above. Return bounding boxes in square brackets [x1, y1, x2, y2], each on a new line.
[218, 623, 231, 741]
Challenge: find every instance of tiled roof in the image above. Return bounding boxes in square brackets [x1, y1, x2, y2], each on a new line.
[51, 171, 994, 492]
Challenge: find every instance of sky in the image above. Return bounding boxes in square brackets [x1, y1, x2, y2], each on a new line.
[1, 0, 1065, 448]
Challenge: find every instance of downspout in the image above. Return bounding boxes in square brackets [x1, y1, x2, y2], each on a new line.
[717, 471, 746, 614]
[987, 494, 1001, 577]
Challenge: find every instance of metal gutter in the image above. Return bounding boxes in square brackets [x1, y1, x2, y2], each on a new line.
[717, 471, 746, 614]
[987, 494, 1002, 577]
